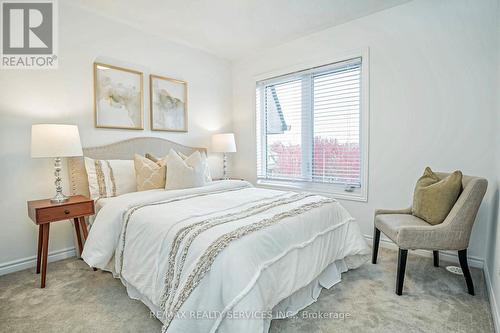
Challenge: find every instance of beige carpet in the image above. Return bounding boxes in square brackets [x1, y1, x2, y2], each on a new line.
[0, 248, 494, 333]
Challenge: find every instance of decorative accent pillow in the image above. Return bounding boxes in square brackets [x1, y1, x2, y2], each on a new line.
[165, 149, 206, 190]
[178, 151, 212, 183]
[84, 157, 136, 199]
[145, 153, 160, 164]
[412, 167, 463, 225]
[147, 150, 212, 183]
[134, 154, 166, 191]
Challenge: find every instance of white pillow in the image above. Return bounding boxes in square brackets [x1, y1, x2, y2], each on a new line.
[165, 149, 206, 190]
[84, 157, 136, 199]
[178, 151, 212, 183]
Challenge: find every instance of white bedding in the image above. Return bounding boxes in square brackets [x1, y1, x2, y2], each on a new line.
[82, 180, 369, 333]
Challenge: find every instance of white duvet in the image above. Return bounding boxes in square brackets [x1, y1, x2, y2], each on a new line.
[82, 180, 369, 333]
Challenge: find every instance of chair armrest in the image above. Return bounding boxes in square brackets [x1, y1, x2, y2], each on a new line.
[374, 207, 412, 216]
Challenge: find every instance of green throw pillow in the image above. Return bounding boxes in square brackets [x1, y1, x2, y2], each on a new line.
[412, 167, 462, 225]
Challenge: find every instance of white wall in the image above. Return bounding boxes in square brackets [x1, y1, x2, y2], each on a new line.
[232, 0, 498, 263]
[0, 2, 232, 270]
[485, 0, 500, 327]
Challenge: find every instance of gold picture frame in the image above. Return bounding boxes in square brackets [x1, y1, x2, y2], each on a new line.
[150, 74, 188, 132]
[94, 62, 144, 130]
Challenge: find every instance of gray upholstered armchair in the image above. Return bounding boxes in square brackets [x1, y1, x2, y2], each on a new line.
[371, 172, 487, 296]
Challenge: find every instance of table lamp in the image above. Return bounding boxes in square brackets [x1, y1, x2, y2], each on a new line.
[211, 133, 237, 179]
[31, 124, 83, 203]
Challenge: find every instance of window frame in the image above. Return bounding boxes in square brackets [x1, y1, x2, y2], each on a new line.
[254, 48, 370, 202]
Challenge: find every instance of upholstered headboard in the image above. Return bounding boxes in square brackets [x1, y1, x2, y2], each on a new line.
[67, 137, 207, 197]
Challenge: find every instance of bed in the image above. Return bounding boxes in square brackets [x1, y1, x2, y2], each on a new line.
[69, 137, 370, 333]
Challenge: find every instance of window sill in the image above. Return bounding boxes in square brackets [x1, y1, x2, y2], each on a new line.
[256, 179, 367, 202]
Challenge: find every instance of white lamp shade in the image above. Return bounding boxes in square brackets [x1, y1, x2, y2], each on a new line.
[31, 124, 83, 158]
[211, 133, 236, 153]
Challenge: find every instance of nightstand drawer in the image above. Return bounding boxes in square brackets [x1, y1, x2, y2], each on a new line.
[36, 202, 94, 223]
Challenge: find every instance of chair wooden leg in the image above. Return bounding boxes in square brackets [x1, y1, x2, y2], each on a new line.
[458, 249, 474, 295]
[433, 250, 439, 267]
[396, 249, 408, 296]
[372, 227, 381, 264]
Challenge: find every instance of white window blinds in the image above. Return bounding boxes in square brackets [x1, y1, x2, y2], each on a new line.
[256, 57, 363, 190]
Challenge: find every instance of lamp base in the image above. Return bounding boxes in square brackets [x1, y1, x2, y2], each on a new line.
[222, 153, 228, 179]
[51, 157, 69, 204]
[50, 192, 69, 204]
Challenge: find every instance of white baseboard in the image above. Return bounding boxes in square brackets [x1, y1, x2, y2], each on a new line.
[0, 247, 76, 276]
[484, 264, 500, 333]
[364, 234, 484, 269]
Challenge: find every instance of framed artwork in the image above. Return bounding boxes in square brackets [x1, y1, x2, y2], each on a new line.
[94, 62, 144, 130]
[150, 74, 188, 132]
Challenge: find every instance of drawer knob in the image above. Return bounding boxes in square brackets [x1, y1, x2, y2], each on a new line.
[64, 210, 70, 215]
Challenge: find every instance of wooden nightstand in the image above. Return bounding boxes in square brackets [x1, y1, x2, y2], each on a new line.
[27, 195, 95, 288]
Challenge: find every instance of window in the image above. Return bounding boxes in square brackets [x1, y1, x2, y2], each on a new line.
[256, 56, 368, 200]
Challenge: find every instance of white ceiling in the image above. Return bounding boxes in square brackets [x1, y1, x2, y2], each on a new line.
[71, 0, 411, 61]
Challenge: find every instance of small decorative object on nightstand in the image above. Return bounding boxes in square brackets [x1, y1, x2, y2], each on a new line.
[31, 124, 83, 203]
[211, 133, 237, 179]
[27, 195, 95, 288]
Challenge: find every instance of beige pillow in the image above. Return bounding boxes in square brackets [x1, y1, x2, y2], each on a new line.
[134, 154, 166, 191]
[145, 153, 161, 164]
[412, 167, 462, 225]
